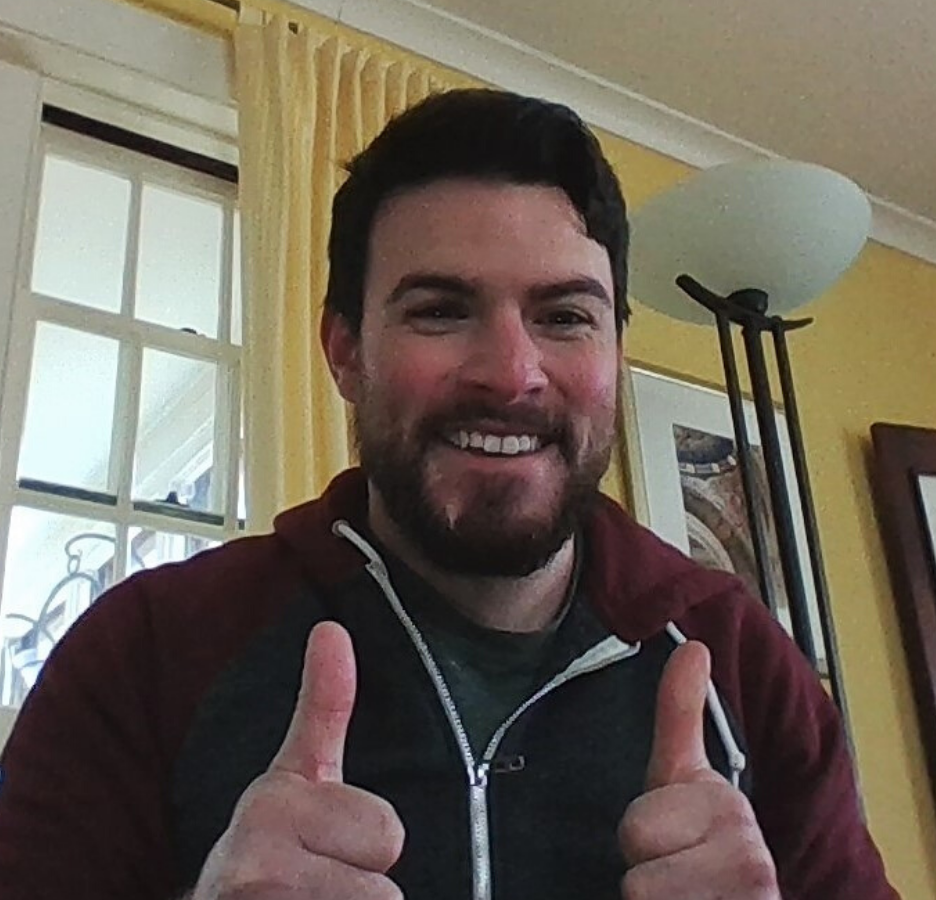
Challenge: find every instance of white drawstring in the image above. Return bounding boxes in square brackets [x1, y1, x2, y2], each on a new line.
[665, 621, 747, 789]
[332, 520, 746, 788]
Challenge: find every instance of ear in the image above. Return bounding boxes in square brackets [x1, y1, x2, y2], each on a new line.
[321, 310, 363, 404]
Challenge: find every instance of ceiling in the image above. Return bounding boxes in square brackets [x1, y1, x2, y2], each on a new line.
[407, 0, 936, 225]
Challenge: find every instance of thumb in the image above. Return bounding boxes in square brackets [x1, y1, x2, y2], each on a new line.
[272, 621, 357, 783]
[646, 640, 713, 790]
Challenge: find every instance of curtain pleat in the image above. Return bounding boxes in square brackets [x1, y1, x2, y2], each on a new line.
[235, 10, 448, 530]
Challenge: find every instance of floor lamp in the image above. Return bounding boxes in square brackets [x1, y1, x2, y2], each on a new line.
[628, 158, 871, 718]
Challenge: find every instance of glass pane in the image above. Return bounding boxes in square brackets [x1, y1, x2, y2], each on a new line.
[135, 184, 223, 338]
[133, 349, 218, 512]
[18, 323, 119, 492]
[231, 211, 242, 345]
[0, 509, 116, 707]
[127, 526, 218, 574]
[31, 155, 130, 312]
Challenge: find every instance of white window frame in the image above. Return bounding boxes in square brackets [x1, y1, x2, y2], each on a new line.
[0, 121, 243, 585]
[0, 0, 238, 724]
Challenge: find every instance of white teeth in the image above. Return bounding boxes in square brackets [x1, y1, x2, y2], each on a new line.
[447, 431, 543, 456]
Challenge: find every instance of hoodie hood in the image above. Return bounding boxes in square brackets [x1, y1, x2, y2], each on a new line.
[273, 467, 744, 642]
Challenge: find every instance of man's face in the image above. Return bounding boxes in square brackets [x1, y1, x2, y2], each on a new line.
[325, 179, 621, 576]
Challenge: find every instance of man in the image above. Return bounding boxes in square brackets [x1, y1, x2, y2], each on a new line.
[0, 89, 897, 899]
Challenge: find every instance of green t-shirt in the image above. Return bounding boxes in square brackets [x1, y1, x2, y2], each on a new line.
[381, 547, 578, 758]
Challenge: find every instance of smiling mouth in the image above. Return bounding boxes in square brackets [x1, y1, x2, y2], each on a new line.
[443, 430, 544, 457]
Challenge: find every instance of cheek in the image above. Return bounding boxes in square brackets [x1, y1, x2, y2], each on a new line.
[363, 340, 454, 412]
[559, 357, 619, 425]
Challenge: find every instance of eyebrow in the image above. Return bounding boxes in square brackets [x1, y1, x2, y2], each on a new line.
[528, 277, 612, 308]
[387, 273, 478, 305]
[386, 272, 612, 307]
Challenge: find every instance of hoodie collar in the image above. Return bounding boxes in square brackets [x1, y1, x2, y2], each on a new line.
[273, 467, 740, 642]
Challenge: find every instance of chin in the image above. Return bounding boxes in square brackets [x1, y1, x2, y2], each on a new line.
[434, 479, 564, 531]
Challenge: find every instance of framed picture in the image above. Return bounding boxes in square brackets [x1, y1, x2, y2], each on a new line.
[625, 366, 830, 675]
[871, 423, 936, 810]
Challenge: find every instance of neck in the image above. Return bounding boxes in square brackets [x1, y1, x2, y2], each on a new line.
[367, 489, 575, 633]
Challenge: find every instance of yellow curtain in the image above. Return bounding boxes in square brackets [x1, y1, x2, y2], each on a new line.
[234, 8, 461, 530]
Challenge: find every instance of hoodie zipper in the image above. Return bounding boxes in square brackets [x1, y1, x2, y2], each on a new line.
[334, 520, 639, 900]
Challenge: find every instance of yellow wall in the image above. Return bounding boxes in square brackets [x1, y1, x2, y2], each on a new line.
[115, 1, 936, 894]
[603, 136, 936, 898]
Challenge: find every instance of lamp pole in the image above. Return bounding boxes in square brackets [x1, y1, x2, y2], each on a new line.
[674, 275, 848, 715]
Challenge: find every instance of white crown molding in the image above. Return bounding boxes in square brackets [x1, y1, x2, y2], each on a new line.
[0, 0, 237, 148]
[4, 0, 934, 265]
[293, 0, 936, 266]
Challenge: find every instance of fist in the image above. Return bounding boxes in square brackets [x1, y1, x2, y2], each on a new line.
[618, 641, 779, 900]
[192, 622, 406, 899]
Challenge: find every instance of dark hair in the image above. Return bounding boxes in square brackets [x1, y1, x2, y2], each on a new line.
[325, 88, 630, 334]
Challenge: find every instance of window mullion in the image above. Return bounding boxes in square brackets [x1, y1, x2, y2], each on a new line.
[31, 293, 238, 364]
[111, 339, 144, 522]
[120, 176, 142, 320]
[108, 175, 143, 509]
[210, 358, 233, 522]
[217, 204, 234, 345]
[113, 522, 129, 584]
[223, 360, 242, 534]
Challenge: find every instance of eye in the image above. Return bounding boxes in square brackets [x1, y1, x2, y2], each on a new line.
[539, 307, 596, 330]
[411, 301, 467, 319]
[406, 298, 471, 331]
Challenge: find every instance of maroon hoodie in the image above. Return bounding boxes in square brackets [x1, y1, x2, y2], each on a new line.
[0, 469, 897, 898]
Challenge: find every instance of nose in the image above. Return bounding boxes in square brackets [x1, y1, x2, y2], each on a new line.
[459, 309, 548, 401]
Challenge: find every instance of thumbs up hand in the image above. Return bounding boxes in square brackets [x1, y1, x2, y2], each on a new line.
[192, 622, 406, 900]
[617, 642, 779, 900]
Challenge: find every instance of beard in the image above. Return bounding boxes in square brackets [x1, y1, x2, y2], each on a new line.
[355, 395, 613, 577]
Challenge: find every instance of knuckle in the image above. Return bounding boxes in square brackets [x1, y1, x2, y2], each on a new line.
[212, 849, 275, 893]
[617, 797, 651, 856]
[710, 785, 757, 831]
[371, 797, 407, 866]
[620, 866, 651, 900]
[233, 773, 285, 821]
[374, 875, 405, 900]
[738, 841, 778, 892]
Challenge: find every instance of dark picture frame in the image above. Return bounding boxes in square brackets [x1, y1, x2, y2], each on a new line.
[871, 423, 936, 809]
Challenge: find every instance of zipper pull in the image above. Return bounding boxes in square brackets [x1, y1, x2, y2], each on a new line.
[472, 761, 490, 788]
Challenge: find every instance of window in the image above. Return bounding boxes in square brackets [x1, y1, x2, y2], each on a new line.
[0, 116, 242, 707]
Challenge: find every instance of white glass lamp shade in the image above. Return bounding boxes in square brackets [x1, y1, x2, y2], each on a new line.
[629, 159, 872, 324]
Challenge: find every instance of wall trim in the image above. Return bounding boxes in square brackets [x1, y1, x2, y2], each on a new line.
[0, 0, 236, 153]
[4, 0, 935, 264]
[314, 0, 936, 265]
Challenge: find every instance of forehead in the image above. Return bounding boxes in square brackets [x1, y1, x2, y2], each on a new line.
[365, 179, 613, 295]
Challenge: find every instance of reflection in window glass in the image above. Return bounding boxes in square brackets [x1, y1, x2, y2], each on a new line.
[31, 155, 130, 312]
[135, 184, 223, 338]
[0, 509, 116, 706]
[127, 526, 218, 574]
[18, 323, 119, 492]
[133, 349, 217, 512]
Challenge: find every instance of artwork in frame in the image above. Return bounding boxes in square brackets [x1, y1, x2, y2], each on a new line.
[626, 366, 830, 675]
[871, 423, 936, 812]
